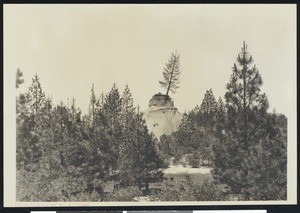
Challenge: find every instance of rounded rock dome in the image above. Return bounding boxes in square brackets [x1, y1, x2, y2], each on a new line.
[148, 93, 174, 108]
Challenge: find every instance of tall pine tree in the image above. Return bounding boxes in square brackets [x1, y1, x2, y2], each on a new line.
[213, 42, 286, 200]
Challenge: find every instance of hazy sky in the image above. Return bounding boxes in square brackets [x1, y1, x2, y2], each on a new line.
[4, 4, 296, 117]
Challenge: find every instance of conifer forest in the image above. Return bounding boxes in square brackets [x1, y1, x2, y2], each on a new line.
[16, 43, 287, 202]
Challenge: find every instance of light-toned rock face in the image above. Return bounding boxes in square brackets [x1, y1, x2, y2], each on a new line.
[143, 93, 182, 138]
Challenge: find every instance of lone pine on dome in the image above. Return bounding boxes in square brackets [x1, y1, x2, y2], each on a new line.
[143, 52, 183, 138]
[159, 51, 181, 97]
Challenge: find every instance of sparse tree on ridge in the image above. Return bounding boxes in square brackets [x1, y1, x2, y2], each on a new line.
[159, 51, 181, 97]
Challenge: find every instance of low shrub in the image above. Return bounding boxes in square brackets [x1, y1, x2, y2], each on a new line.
[103, 186, 143, 201]
[151, 175, 227, 201]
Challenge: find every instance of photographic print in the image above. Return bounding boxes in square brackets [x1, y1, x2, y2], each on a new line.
[3, 4, 297, 206]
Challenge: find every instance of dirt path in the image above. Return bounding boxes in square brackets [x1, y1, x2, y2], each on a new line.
[163, 164, 213, 174]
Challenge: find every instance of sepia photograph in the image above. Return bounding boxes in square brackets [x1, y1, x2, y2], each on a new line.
[3, 4, 297, 206]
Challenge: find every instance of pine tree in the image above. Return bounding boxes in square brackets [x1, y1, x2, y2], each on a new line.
[16, 68, 24, 89]
[225, 41, 268, 148]
[200, 89, 218, 128]
[213, 42, 286, 200]
[52, 101, 71, 168]
[118, 85, 136, 186]
[158, 134, 173, 160]
[26, 74, 46, 130]
[217, 97, 225, 115]
[19, 74, 46, 169]
[39, 97, 55, 175]
[16, 93, 31, 170]
[102, 83, 123, 172]
[66, 98, 84, 168]
[201, 89, 218, 114]
[159, 51, 181, 97]
[16, 69, 28, 169]
[133, 108, 163, 190]
[171, 113, 196, 161]
[89, 84, 97, 129]
[214, 97, 226, 137]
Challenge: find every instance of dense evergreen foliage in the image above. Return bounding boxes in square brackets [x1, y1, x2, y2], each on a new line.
[158, 89, 218, 167]
[16, 75, 163, 201]
[157, 43, 287, 201]
[16, 42, 287, 201]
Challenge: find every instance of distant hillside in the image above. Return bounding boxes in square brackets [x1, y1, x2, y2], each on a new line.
[143, 93, 182, 138]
